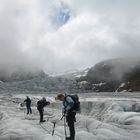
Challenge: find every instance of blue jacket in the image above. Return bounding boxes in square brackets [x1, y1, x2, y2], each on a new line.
[63, 95, 74, 111]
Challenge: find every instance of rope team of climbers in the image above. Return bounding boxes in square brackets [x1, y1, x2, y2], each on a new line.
[21, 92, 80, 140]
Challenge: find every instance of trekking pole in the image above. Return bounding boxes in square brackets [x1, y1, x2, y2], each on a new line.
[64, 114, 67, 140]
[52, 122, 56, 136]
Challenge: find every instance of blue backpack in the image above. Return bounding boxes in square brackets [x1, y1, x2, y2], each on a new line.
[65, 94, 80, 112]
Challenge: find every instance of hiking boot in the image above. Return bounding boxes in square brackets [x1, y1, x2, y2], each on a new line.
[40, 120, 46, 123]
[66, 137, 75, 140]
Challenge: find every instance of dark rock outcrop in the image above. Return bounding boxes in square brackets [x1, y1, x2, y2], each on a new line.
[77, 58, 140, 92]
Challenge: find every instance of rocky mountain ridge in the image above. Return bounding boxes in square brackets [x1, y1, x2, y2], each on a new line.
[77, 58, 140, 92]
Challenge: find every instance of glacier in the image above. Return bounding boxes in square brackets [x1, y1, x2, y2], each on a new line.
[0, 92, 140, 140]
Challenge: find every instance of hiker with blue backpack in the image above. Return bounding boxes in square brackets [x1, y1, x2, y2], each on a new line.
[56, 93, 80, 140]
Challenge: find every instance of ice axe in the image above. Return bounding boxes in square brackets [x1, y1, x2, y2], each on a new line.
[52, 122, 56, 136]
[51, 115, 65, 136]
[60, 114, 65, 120]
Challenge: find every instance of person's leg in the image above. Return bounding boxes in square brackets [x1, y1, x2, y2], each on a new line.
[27, 106, 29, 114]
[29, 106, 32, 114]
[39, 110, 43, 122]
[68, 121, 75, 140]
[66, 112, 76, 140]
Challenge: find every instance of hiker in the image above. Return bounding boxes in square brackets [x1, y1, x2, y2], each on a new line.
[37, 97, 50, 122]
[56, 93, 77, 140]
[24, 96, 32, 114]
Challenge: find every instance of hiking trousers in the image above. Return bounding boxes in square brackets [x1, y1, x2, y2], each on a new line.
[26, 105, 32, 114]
[38, 109, 44, 122]
[66, 112, 76, 140]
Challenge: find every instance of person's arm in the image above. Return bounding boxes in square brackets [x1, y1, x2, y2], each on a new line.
[64, 96, 74, 111]
[43, 101, 50, 107]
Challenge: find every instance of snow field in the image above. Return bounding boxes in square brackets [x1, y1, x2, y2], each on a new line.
[0, 94, 140, 140]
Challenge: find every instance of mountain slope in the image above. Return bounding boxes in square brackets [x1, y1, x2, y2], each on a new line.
[77, 58, 140, 92]
[0, 58, 140, 92]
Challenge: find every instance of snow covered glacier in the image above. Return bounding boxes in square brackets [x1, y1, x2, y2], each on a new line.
[0, 92, 140, 140]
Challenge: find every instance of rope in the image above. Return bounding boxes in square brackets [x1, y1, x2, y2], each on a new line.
[39, 123, 50, 133]
[39, 122, 64, 140]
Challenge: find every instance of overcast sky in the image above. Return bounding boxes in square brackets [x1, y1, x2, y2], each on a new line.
[0, 0, 140, 74]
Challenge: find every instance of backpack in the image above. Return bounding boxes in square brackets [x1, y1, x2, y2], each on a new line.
[37, 100, 50, 110]
[65, 94, 80, 112]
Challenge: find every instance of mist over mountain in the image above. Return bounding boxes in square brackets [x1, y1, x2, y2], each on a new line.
[0, 58, 140, 93]
[0, 68, 45, 82]
[0, 0, 140, 75]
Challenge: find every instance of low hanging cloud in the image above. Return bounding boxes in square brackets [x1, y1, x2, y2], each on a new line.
[0, 0, 140, 75]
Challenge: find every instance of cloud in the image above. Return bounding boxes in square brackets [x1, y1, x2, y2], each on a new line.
[0, 0, 140, 74]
